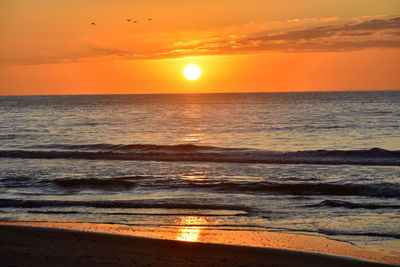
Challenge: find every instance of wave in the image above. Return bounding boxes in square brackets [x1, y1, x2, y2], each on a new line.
[0, 199, 251, 211]
[307, 200, 400, 209]
[1, 176, 398, 198]
[0, 176, 151, 190]
[316, 229, 400, 239]
[28, 210, 80, 214]
[0, 144, 399, 166]
[25, 143, 222, 152]
[271, 226, 400, 240]
[47, 177, 136, 189]
[174, 181, 400, 198]
[27, 210, 246, 216]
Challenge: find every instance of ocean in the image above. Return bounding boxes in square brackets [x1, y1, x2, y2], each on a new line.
[0, 91, 399, 255]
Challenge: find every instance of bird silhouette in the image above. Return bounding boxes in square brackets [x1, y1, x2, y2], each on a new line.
[91, 22, 96, 26]
[133, 20, 138, 23]
[148, 18, 153, 21]
[126, 18, 132, 22]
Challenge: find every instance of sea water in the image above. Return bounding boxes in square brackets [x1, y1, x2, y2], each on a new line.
[0, 91, 399, 254]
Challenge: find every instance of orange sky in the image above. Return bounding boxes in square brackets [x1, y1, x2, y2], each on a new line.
[1, 0, 399, 95]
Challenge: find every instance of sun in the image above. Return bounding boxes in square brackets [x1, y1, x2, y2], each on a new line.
[183, 65, 201, 80]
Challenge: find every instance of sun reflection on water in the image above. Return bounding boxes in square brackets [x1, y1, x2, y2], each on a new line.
[181, 132, 204, 142]
[175, 216, 206, 242]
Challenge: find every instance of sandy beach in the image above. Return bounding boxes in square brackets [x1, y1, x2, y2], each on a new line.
[0, 223, 397, 267]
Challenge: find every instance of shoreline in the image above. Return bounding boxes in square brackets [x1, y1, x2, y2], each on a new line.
[1, 222, 398, 266]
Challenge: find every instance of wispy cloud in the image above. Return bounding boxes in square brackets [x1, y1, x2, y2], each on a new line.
[158, 17, 400, 57]
[1, 43, 142, 65]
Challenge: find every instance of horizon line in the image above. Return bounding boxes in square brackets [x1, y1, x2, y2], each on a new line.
[1, 89, 399, 97]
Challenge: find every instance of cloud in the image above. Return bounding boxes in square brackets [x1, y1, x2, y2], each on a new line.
[284, 17, 339, 24]
[3, 16, 399, 65]
[159, 17, 400, 57]
[0, 43, 141, 65]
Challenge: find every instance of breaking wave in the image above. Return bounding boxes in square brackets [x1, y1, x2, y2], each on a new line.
[1, 176, 398, 198]
[316, 229, 400, 239]
[0, 144, 399, 166]
[49, 178, 136, 189]
[174, 181, 400, 198]
[307, 200, 400, 209]
[0, 176, 151, 190]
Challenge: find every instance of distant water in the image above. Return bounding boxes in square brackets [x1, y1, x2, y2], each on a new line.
[0, 91, 399, 254]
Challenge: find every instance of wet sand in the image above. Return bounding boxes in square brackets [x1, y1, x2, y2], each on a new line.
[1, 223, 398, 266]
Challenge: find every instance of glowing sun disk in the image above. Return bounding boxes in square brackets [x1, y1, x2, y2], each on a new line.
[183, 65, 201, 80]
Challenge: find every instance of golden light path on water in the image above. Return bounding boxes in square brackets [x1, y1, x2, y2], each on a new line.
[175, 216, 206, 242]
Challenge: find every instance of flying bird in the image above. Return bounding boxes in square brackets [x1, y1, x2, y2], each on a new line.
[126, 18, 132, 22]
[148, 18, 153, 21]
[91, 22, 96, 26]
[133, 20, 138, 23]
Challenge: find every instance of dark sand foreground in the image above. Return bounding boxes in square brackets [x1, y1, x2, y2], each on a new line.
[0, 225, 395, 267]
